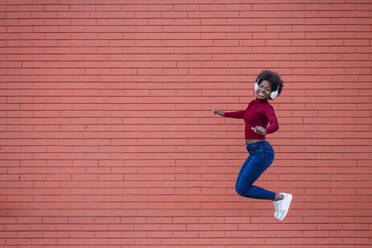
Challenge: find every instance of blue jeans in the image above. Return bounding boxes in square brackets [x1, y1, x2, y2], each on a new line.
[235, 140, 276, 200]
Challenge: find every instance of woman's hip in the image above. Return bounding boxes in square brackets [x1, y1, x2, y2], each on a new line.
[245, 140, 274, 164]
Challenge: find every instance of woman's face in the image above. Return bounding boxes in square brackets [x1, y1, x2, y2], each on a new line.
[256, 80, 272, 100]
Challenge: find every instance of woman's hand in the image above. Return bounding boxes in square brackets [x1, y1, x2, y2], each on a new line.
[251, 126, 267, 135]
[213, 109, 225, 116]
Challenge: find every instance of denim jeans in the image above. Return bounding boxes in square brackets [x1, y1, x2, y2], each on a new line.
[235, 140, 276, 200]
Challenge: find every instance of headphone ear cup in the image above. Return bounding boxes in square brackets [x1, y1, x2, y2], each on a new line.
[270, 90, 278, 99]
[254, 82, 259, 91]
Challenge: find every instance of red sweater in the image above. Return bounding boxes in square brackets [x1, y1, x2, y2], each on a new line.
[224, 99, 279, 140]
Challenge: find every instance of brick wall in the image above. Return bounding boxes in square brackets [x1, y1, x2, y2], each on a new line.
[1, 0, 372, 247]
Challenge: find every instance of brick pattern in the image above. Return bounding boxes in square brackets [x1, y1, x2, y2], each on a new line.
[1, 0, 372, 247]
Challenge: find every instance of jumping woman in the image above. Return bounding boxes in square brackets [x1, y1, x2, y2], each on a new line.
[213, 70, 292, 221]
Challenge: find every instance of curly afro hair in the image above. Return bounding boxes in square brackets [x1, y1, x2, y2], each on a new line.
[256, 70, 283, 99]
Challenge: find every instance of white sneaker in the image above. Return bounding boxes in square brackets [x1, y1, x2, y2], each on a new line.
[273, 198, 282, 219]
[277, 193, 293, 221]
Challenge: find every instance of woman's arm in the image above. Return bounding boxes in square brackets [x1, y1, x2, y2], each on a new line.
[264, 105, 279, 134]
[214, 109, 245, 119]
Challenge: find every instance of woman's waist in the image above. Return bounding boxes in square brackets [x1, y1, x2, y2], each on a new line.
[245, 139, 273, 152]
[245, 139, 263, 144]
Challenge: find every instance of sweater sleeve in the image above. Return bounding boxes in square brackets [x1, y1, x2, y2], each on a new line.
[224, 110, 245, 119]
[264, 105, 279, 134]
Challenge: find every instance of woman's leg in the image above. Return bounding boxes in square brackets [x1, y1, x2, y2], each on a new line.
[235, 150, 276, 200]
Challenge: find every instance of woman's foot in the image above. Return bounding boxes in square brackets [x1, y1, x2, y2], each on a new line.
[273, 193, 284, 219]
[273, 193, 293, 221]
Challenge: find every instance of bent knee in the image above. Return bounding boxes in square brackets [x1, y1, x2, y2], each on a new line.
[235, 183, 251, 196]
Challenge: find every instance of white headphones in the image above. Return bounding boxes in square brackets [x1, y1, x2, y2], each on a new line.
[254, 80, 279, 99]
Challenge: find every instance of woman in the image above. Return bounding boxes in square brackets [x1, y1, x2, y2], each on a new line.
[213, 70, 292, 221]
